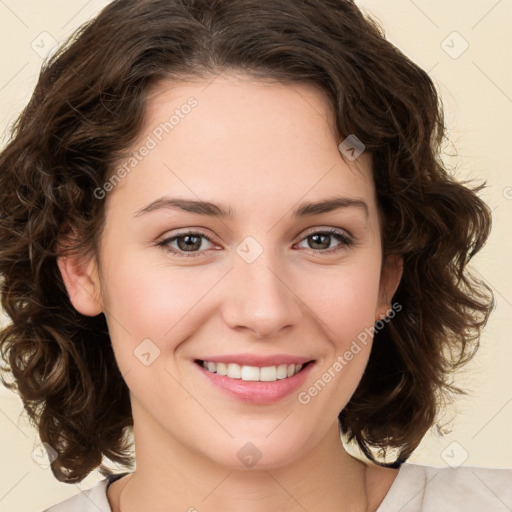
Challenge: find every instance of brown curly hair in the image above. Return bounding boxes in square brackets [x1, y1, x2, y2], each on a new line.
[0, 0, 494, 483]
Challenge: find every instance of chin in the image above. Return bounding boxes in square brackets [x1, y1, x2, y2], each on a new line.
[202, 434, 309, 471]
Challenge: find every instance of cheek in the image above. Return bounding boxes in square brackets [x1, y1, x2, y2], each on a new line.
[298, 258, 382, 342]
[290, 266, 382, 423]
[99, 250, 219, 358]
[98, 259, 210, 399]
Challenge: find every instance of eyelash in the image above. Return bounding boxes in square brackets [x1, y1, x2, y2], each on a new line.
[157, 228, 354, 259]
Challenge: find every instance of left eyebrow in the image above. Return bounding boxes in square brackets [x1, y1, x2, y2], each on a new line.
[292, 196, 369, 219]
[133, 195, 369, 219]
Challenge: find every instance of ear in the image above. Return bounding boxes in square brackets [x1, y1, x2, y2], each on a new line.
[375, 254, 403, 321]
[57, 245, 104, 317]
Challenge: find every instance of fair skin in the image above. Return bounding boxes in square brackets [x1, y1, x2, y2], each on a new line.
[58, 73, 403, 512]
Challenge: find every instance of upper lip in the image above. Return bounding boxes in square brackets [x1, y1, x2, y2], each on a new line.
[196, 354, 314, 367]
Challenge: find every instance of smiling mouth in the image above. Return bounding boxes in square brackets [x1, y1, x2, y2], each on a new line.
[194, 359, 314, 382]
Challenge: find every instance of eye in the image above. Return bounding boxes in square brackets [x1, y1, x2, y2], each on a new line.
[296, 228, 353, 254]
[157, 231, 216, 258]
[157, 228, 353, 259]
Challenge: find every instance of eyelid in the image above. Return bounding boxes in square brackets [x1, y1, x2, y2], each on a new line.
[157, 227, 216, 244]
[299, 225, 354, 240]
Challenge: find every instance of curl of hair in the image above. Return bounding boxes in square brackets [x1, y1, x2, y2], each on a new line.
[0, 0, 494, 481]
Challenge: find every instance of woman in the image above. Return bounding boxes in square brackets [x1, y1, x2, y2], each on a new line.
[0, 1, 510, 511]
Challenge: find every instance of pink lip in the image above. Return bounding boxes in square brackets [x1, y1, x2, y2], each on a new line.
[195, 353, 313, 367]
[194, 360, 315, 405]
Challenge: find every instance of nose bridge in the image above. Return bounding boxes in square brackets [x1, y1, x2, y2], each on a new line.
[222, 239, 302, 338]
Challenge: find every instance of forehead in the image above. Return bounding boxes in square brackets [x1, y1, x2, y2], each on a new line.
[107, 74, 376, 218]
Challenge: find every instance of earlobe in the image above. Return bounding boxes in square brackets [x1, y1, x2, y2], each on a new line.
[376, 254, 403, 320]
[57, 250, 104, 317]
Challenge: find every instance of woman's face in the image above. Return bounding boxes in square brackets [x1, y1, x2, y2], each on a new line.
[61, 73, 401, 469]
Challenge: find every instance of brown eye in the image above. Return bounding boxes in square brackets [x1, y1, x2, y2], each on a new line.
[297, 229, 353, 254]
[157, 231, 215, 258]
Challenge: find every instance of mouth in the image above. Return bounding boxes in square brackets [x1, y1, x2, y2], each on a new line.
[193, 358, 316, 404]
[194, 359, 314, 382]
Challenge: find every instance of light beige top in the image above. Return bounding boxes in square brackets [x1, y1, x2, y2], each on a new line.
[40, 462, 512, 512]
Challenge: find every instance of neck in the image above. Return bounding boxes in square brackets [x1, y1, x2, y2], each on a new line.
[114, 405, 372, 512]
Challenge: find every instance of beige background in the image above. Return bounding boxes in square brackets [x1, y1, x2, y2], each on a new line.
[1, 1, 511, 510]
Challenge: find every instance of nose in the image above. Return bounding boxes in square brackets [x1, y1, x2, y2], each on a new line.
[221, 250, 302, 339]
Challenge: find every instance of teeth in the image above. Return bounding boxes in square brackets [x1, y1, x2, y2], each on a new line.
[201, 361, 305, 382]
[260, 366, 276, 381]
[276, 364, 288, 379]
[227, 363, 241, 379]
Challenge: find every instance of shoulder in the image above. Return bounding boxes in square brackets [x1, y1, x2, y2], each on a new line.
[377, 462, 512, 512]
[38, 475, 117, 512]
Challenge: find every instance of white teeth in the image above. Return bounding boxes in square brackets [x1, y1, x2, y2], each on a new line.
[227, 363, 241, 379]
[241, 365, 260, 381]
[216, 362, 227, 376]
[259, 366, 276, 381]
[276, 364, 288, 379]
[200, 361, 306, 382]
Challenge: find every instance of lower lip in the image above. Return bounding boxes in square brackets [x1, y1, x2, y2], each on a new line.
[195, 361, 315, 405]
